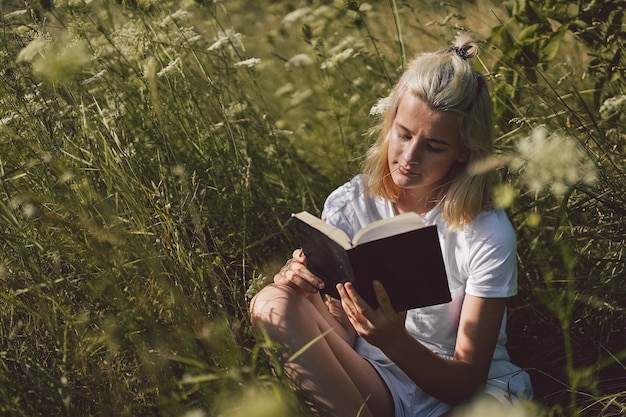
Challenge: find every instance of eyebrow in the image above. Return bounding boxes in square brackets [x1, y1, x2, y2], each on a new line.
[394, 122, 451, 146]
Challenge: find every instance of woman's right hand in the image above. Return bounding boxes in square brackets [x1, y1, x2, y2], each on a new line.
[273, 249, 325, 295]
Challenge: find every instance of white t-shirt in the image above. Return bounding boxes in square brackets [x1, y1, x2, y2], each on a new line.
[322, 175, 533, 417]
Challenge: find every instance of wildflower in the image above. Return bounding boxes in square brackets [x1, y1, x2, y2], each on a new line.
[527, 212, 541, 228]
[16, 38, 50, 63]
[511, 126, 597, 197]
[320, 48, 354, 69]
[370, 94, 391, 116]
[4, 9, 28, 19]
[157, 57, 182, 77]
[234, 57, 261, 68]
[225, 102, 248, 118]
[180, 409, 206, 417]
[492, 184, 518, 209]
[286, 53, 313, 68]
[0, 112, 19, 126]
[160, 9, 189, 26]
[207, 29, 244, 52]
[82, 69, 107, 85]
[290, 89, 313, 107]
[349, 94, 361, 106]
[19, 36, 90, 83]
[282, 7, 311, 26]
[599, 94, 626, 119]
[111, 21, 146, 61]
[328, 35, 360, 55]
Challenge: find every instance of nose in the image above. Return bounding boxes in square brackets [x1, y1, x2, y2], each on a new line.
[403, 138, 422, 164]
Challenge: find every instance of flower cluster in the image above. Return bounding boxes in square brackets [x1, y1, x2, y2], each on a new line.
[599, 94, 626, 119]
[510, 127, 597, 197]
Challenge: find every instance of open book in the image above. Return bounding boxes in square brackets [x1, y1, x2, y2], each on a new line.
[291, 211, 451, 311]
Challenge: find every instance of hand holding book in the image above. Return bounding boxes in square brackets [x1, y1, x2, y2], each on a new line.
[291, 211, 452, 311]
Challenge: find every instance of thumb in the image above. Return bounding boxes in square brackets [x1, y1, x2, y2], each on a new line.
[373, 280, 395, 312]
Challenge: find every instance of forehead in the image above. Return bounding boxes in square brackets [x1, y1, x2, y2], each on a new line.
[394, 94, 461, 140]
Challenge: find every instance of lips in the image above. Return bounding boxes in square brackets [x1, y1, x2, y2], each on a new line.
[398, 164, 418, 176]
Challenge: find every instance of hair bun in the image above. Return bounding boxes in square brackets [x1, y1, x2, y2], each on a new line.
[449, 33, 480, 60]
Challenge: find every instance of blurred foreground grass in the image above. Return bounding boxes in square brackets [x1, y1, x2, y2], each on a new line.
[0, 0, 624, 416]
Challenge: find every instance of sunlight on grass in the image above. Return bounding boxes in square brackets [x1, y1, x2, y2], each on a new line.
[0, 0, 624, 415]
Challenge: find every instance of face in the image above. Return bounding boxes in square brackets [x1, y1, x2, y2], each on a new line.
[387, 94, 467, 204]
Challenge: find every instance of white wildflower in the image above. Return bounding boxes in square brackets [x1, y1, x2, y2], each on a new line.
[270, 129, 293, 137]
[290, 89, 313, 107]
[455, 395, 537, 417]
[369, 94, 391, 116]
[176, 26, 201, 43]
[157, 57, 182, 77]
[207, 29, 244, 52]
[187, 34, 202, 43]
[359, 3, 373, 12]
[4, 9, 28, 19]
[112, 22, 146, 60]
[282, 7, 311, 26]
[311, 5, 333, 20]
[511, 126, 597, 197]
[1, 112, 20, 125]
[234, 57, 261, 68]
[320, 48, 354, 70]
[82, 69, 107, 85]
[180, 408, 206, 417]
[160, 9, 189, 26]
[226, 102, 248, 118]
[286, 53, 313, 68]
[59, 172, 75, 183]
[264, 145, 277, 157]
[22, 203, 37, 218]
[17, 38, 50, 63]
[599, 94, 626, 119]
[328, 35, 360, 55]
[274, 82, 294, 97]
[493, 184, 518, 209]
[349, 94, 361, 106]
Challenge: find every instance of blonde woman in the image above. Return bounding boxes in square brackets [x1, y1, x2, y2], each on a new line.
[250, 34, 533, 417]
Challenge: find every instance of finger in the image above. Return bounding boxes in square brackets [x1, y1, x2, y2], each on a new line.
[289, 259, 324, 289]
[275, 257, 324, 292]
[292, 248, 306, 262]
[372, 280, 396, 313]
[341, 282, 372, 315]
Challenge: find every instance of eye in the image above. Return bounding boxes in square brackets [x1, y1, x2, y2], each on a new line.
[426, 142, 445, 153]
[395, 129, 411, 141]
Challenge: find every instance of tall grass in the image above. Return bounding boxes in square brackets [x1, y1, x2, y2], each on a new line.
[0, 0, 624, 416]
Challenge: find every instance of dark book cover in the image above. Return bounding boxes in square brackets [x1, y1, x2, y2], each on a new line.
[292, 214, 451, 311]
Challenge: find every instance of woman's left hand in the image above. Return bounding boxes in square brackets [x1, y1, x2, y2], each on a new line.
[336, 280, 407, 348]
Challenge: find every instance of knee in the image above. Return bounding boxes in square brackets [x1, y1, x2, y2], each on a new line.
[249, 283, 298, 333]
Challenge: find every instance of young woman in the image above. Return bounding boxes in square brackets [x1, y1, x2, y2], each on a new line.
[250, 34, 533, 417]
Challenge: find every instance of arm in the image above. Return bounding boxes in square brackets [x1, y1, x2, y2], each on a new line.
[339, 282, 507, 405]
[384, 294, 506, 404]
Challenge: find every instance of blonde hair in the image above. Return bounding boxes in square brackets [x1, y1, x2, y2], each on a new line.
[363, 33, 495, 228]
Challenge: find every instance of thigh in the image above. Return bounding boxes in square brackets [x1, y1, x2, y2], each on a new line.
[251, 284, 394, 417]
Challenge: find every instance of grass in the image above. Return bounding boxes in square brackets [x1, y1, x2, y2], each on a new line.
[0, 0, 624, 416]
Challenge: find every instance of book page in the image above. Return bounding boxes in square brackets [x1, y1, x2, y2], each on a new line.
[292, 211, 352, 249]
[353, 211, 425, 245]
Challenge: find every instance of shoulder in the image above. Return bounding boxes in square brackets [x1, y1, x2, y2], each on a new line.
[467, 209, 516, 250]
[322, 174, 392, 237]
[324, 174, 367, 209]
[462, 209, 517, 297]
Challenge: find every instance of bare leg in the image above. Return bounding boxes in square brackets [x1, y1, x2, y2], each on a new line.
[250, 284, 394, 417]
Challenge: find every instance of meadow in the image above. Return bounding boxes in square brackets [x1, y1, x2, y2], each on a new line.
[0, 0, 624, 416]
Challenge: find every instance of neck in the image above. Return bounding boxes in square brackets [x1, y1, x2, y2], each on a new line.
[394, 191, 437, 216]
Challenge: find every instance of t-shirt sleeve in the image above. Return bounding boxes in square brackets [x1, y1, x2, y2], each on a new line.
[321, 180, 357, 238]
[465, 210, 518, 298]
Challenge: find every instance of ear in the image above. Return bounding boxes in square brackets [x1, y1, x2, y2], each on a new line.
[456, 150, 469, 163]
